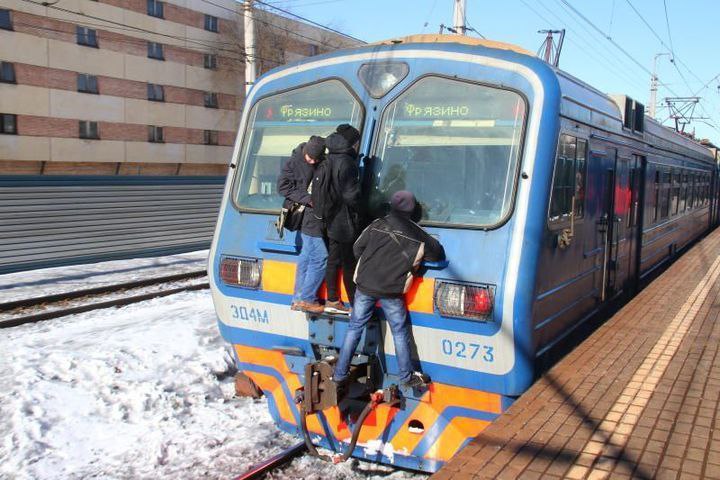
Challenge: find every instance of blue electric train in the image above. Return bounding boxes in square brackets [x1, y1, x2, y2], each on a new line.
[208, 35, 719, 472]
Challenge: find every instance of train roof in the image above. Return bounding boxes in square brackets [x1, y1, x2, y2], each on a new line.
[371, 35, 716, 164]
[266, 34, 717, 164]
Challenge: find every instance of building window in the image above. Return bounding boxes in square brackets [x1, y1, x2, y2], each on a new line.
[77, 73, 99, 94]
[79, 121, 99, 139]
[0, 62, 16, 83]
[147, 83, 164, 102]
[76, 26, 98, 47]
[308, 44, 319, 56]
[148, 125, 164, 143]
[147, 42, 164, 60]
[549, 135, 587, 222]
[204, 14, 218, 32]
[204, 92, 218, 108]
[147, 0, 164, 18]
[204, 129, 218, 145]
[0, 114, 17, 134]
[0, 9, 12, 31]
[203, 53, 217, 70]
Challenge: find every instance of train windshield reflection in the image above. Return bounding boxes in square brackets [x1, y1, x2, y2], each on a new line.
[369, 76, 527, 227]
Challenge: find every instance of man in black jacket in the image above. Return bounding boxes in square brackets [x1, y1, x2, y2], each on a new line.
[277, 136, 327, 314]
[323, 124, 362, 314]
[333, 190, 445, 389]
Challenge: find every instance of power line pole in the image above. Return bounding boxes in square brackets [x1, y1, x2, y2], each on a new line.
[452, 0, 467, 35]
[649, 53, 671, 118]
[243, 0, 256, 94]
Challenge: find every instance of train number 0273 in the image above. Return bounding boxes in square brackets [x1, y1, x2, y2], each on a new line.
[441, 339, 494, 363]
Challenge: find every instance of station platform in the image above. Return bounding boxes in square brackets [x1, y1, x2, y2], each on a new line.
[433, 228, 720, 480]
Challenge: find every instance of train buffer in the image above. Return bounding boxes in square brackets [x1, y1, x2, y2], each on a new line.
[433, 228, 720, 480]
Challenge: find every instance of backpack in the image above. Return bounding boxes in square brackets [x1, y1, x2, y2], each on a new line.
[310, 159, 338, 220]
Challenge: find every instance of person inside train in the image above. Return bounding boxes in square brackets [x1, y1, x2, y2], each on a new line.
[321, 124, 362, 314]
[277, 135, 328, 314]
[332, 190, 445, 389]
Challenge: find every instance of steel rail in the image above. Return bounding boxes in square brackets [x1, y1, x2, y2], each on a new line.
[233, 442, 307, 480]
[0, 269, 207, 312]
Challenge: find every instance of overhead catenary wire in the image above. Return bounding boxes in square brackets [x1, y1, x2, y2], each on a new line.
[17, 0, 296, 68]
[197, 0, 361, 51]
[251, 0, 363, 43]
[11, 20, 267, 74]
[517, 0, 647, 93]
[623, 0, 720, 133]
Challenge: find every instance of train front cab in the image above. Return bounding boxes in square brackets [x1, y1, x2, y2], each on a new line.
[208, 38, 564, 472]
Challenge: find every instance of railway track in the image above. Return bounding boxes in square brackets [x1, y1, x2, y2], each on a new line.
[233, 442, 307, 480]
[0, 269, 209, 328]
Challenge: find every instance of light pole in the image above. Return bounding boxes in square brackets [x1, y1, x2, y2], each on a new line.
[649, 52, 671, 118]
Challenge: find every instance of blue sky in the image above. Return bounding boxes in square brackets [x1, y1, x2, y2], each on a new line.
[263, 0, 720, 142]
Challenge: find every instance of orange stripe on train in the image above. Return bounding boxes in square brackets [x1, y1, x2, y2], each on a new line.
[389, 383, 501, 460]
[261, 260, 435, 313]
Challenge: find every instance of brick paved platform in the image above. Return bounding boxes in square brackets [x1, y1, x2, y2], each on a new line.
[434, 229, 720, 480]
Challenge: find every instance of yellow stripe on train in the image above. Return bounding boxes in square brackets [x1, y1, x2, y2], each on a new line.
[260, 259, 435, 314]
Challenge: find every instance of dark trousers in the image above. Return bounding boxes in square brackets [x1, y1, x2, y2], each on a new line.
[325, 238, 356, 303]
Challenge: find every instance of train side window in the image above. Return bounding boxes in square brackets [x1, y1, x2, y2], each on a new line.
[680, 171, 688, 212]
[653, 170, 660, 222]
[671, 169, 680, 215]
[689, 173, 697, 209]
[548, 134, 586, 224]
[660, 170, 671, 219]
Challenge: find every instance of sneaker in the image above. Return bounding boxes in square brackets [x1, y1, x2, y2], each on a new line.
[324, 300, 351, 315]
[299, 301, 325, 314]
[402, 372, 430, 389]
[290, 302, 302, 311]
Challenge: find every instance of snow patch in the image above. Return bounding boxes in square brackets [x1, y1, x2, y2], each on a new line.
[0, 278, 426, 479]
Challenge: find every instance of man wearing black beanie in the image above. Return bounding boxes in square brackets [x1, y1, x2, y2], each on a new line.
[333, 190, 445, 389]
[277, 135, 328, 314]
[321, 124, 362, 314]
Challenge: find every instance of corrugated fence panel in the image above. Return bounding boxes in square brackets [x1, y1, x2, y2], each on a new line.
[0, 175, 226, 274]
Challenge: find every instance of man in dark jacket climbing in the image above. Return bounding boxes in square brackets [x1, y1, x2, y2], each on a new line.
[333, 190, 445, 389]
[277, 135, 327, 314]
[322, 124, 362, 314]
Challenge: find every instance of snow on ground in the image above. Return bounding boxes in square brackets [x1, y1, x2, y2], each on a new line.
[0, 250, 209, 303]
[0, 289, 425, 480]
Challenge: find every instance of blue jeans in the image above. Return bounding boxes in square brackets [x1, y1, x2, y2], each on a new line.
[334, 289, 413, 383]
[293, 233, 328, 303]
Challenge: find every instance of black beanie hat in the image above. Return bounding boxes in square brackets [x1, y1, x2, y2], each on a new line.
[336, 124, 360, 145]
[390, 190, 416, 213]
[303, 135, 325, 159]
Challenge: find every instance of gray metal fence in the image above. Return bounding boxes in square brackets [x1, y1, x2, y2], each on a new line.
[0, 176, 225, 274]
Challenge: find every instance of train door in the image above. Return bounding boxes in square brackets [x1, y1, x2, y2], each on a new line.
[600, 151, 641, 300]
[625, 155, 644, 292]
[599, 150, 616, 301]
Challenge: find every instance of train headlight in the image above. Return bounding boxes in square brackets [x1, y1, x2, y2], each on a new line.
[358, 62, 409, 98]
[434, 281, 495, 321]
[220, 256, 262, 289]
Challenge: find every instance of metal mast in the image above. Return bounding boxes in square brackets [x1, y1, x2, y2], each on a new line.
[649, 53, 671, 118]
[243, 0, 256, 94]
[453, 0, 467, 35]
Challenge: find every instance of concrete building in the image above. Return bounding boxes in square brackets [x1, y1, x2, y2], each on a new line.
[0, 0, 360, 176]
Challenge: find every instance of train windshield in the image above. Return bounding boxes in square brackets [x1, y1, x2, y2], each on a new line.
[369, 76, 526, 227]
[235, 80, 363, 210]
